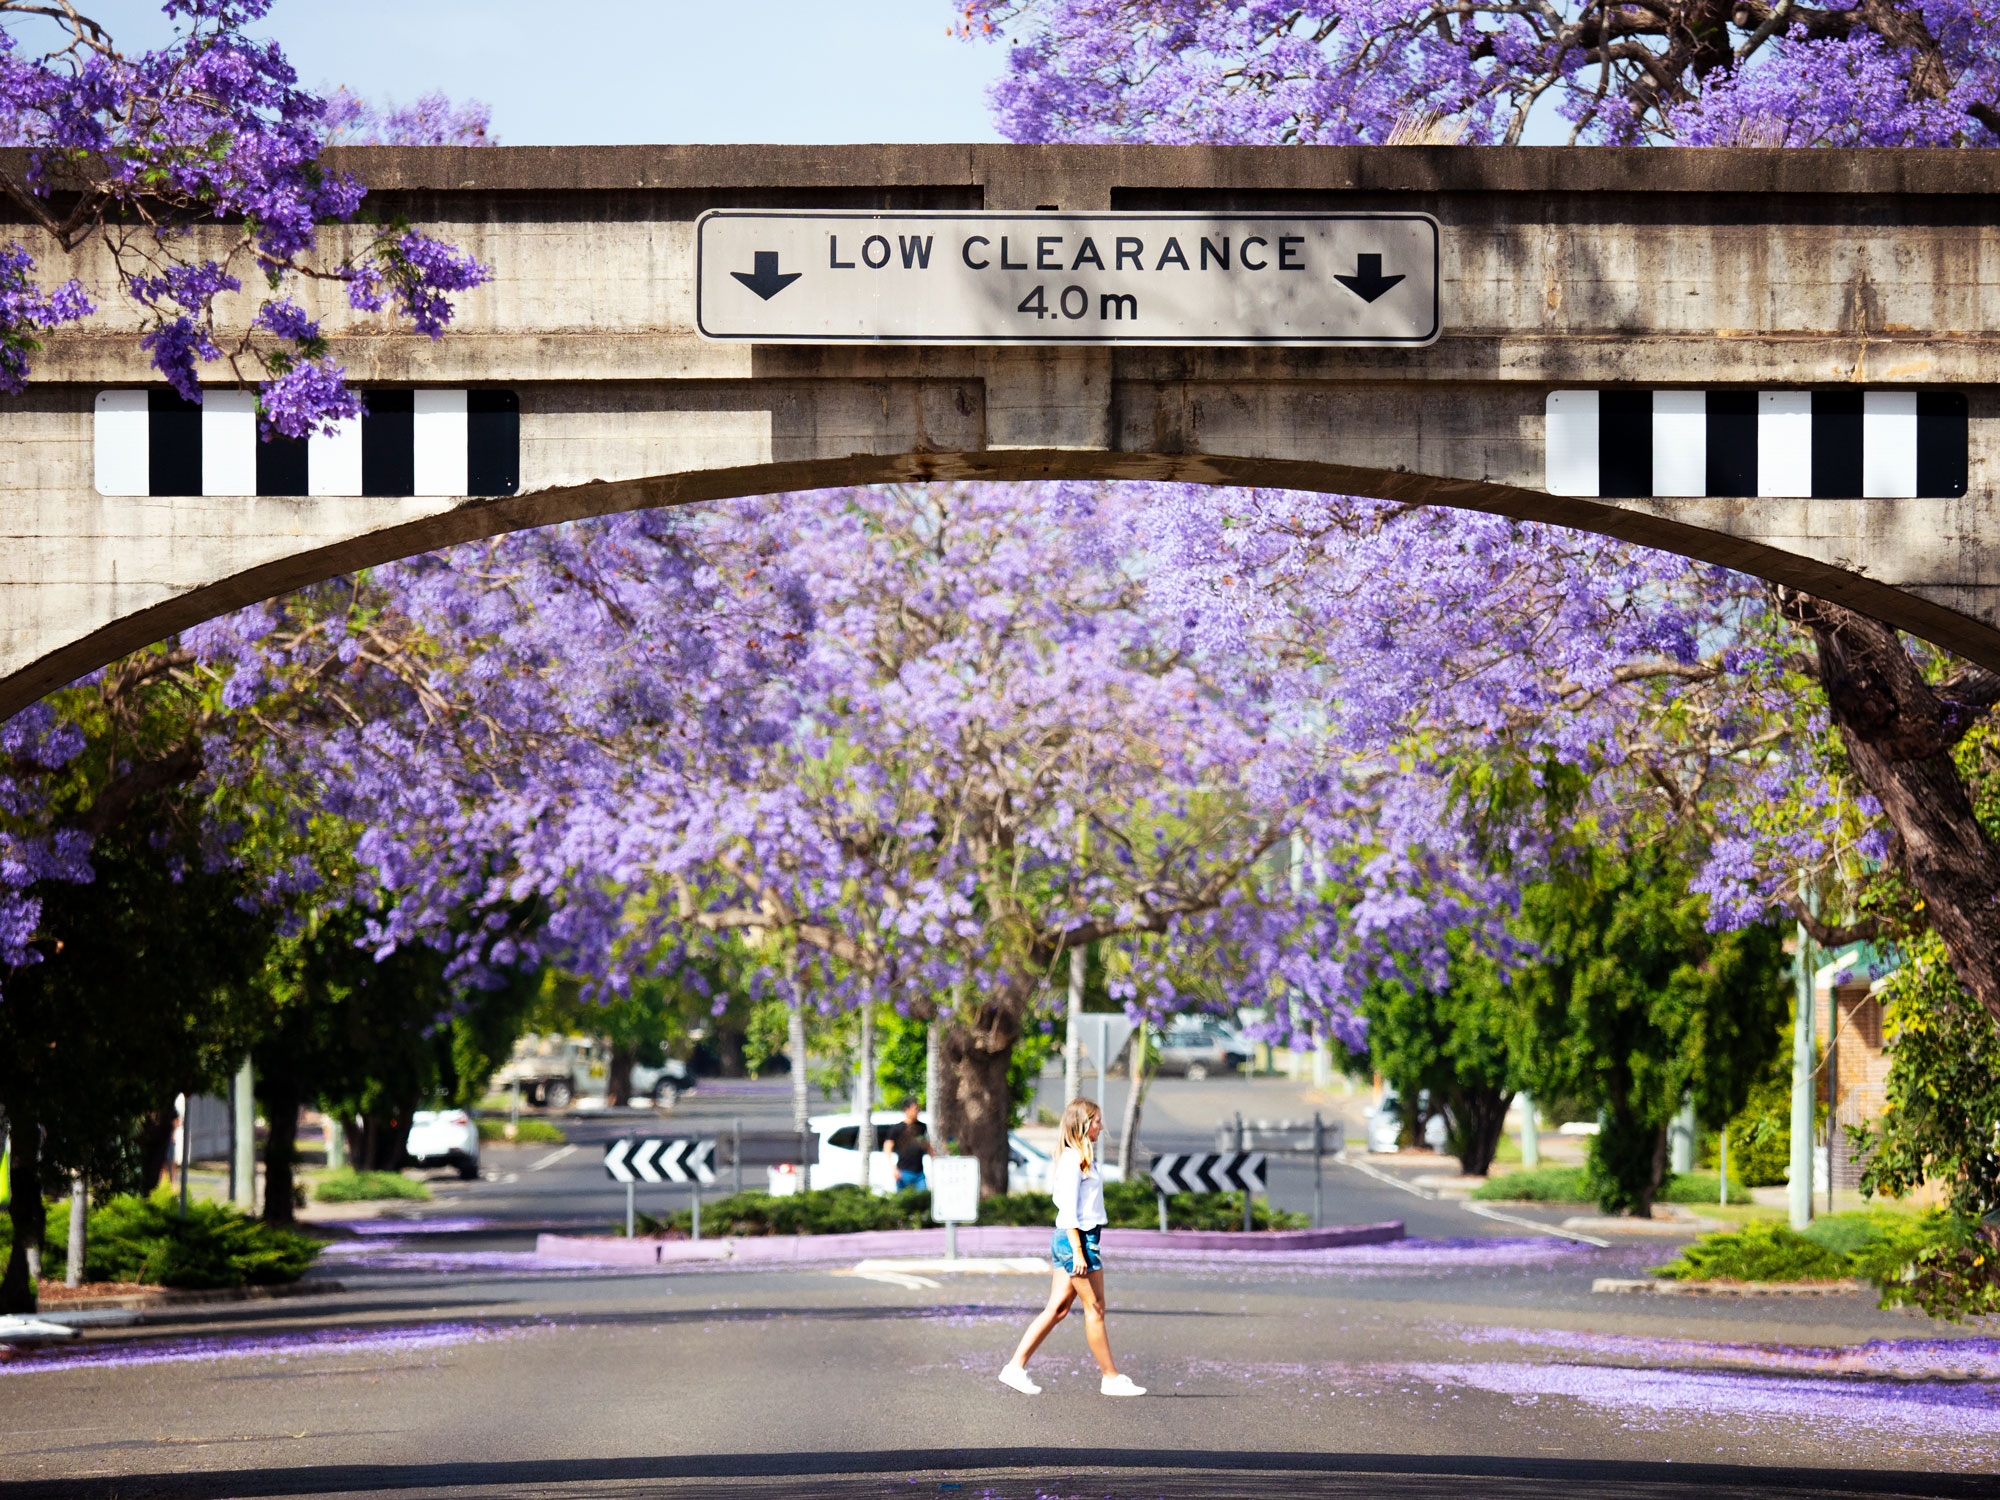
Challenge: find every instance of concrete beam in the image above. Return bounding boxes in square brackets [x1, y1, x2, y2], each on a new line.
[2, 144, 1997, 716]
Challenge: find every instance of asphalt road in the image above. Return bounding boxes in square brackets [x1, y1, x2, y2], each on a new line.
[434, 1073, 1524, 1242]
[7, 1077, 1991, 1498]
[5, 1232, 1993, 1500]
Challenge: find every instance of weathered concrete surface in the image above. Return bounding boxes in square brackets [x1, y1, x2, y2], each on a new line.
[5, 143, 2000, 714]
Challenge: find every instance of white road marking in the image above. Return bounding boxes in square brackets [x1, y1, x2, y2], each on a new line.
[1463, 1200, 1611, 1248]
[838, 1270, 942, 1290]
[528, 1145, 578, 1172]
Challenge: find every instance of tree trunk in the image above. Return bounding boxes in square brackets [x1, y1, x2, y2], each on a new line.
[715, 1026, 748, 1078]
[136, 1101, 178, 1196]
[788, 1002, 809, 1135]
[942, 1017, 1017, 1198]
[260, 1070, 302, 1226]
[1638, 1125, 1668, 1219]
[1116, 1022, 1146, 1178]
[607, 1046, 635, 1108]
[1, 1113, 43, 1314]
[1449, 1087, 1513, 1177]
[1787, 594, 2000, 1027]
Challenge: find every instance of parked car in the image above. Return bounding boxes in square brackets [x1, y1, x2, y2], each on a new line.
[804, 1111, 1122, 1195]
[493, 1033, 609, 1110]
[1004, 1128, 1125, 1190]
[404, 1109, 480, 1179]
[1364, 1088, 1448, 1154]
[1154, 1019, 1252, 1080]
[628, 1056, 695, 1106]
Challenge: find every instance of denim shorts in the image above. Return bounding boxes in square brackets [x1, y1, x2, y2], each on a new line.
[1051, 1226, 1103, 1275]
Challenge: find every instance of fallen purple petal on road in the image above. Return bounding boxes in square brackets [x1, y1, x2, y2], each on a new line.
[0, 1320, 537, 1376]
[1445, 1324, 2000, 1379]
[1399, 1359, 2000, 1443]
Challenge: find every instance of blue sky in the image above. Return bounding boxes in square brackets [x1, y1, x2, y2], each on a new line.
[70, 1, 1012, 143]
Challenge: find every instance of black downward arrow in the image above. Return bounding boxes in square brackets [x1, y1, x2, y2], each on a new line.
[732, 250, 801, 301]
[1335, 253, 1405, 304]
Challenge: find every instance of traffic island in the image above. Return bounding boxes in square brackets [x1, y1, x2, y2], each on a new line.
[533, 1220, 1406, 1266]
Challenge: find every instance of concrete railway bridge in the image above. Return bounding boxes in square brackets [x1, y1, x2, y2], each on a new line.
[6, 143, 2000, 716]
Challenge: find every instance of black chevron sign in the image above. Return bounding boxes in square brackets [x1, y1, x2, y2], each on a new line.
[605, 1136, 716, 1185]
[1149, 1151, 1266, 1196]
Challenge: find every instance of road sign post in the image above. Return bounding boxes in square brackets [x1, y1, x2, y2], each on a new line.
[1149, 1150, 1268, 1235]
[925, 1155, 980, 1262]
[1312, 1112, 1324, 1230]
[605, 1136, 718, 1238]
[696, 210, 1440, 347]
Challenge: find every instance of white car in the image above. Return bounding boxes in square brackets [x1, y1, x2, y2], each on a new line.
[405, 1109, 480, 1179]
[806, 1111, 1123, 1195]
[1364, 1089, 1448, 1154]
[1004, 1129, 1125, 1191]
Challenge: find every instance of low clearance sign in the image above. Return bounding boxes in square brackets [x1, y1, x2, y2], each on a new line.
[695, 211, 1439, 346]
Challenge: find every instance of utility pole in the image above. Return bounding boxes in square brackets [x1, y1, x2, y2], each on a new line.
[231, 1058, 256, 1212]
[1063, 945, 1085, 1105]
[65, 1173, 85, 1288]
[925, 1015, 942, 1134]
[1789, 917, 1817, 1230]
[1519, 1093, 1540, 1168]
[1669, 1096, 1696, 1176]
[856, 1002, 877, 1175]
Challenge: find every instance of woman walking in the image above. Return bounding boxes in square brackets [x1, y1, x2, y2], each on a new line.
[998, 1097, 1145, 1396]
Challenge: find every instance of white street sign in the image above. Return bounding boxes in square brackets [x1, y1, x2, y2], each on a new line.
[1074, 1014, 1137, 1081]
[695, 211, 1438, 346]
[925, 1155, 981, 1224]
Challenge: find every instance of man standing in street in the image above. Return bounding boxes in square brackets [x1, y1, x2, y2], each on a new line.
[881, 1098, 935, 1192]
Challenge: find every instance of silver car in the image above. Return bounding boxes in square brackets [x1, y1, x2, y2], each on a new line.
[1154, 1020, 1251, 1080]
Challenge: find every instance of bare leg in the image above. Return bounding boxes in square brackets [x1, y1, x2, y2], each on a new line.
[1007, 1266, 1075, 1369]
[1073, 1268, 1117, 1377]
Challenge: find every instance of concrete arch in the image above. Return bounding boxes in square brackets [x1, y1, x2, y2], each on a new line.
[11, 143, 2000, 713]
[9, 439, 1992, 722]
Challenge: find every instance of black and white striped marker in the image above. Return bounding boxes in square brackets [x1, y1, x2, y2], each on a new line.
[1149, 1151, 1266, 1196]
[604, 1137, 716, 1186]
[93, 389, 520, 497]
[1546, 390, 1967, 499]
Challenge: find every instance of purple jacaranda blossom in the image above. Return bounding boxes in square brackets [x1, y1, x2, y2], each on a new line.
[0, 2, 491, 430]
[957, 2, 2000, 148]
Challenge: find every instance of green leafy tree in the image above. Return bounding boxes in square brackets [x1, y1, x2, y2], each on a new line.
[1851, 932, 2000, 1317]
[0, 806, 271, 1310]
[1363, 936, 1518, 1175]
[1516, 847, 1789, 1216]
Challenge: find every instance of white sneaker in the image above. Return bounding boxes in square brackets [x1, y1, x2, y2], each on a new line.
[1100, 1373, 1146, 1397]
[998, 1363, 1041, 1395]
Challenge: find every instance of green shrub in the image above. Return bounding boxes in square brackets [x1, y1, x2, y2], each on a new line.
[623, 1177, 1306, 1237]
[1100, 1177, 1306, 1230]
[1473, 1166, 1747, 1206]
[313, 1170, 430, 1204]
[636, 1184, 928, 1237]
[1717, 1074, 1798, 1187]
[39, 1193, 320, 1289]
[476, 1117, 564, 1144]
[1651, 1221, 1852, 1282]
[1470, 1166, 1589, 1202]
[1656, 1171, 1752, 1207]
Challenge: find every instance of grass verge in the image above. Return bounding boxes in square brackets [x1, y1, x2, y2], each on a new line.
[477, 1117, 565, 1144]
[312, 1170, 431, 1204]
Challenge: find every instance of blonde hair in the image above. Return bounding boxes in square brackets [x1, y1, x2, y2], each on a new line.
[1059, 1097, 1102, 1172]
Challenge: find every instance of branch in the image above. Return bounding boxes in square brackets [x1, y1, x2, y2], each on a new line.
[70, 740, 203, 838]
[1788, 903, 1882, 949]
